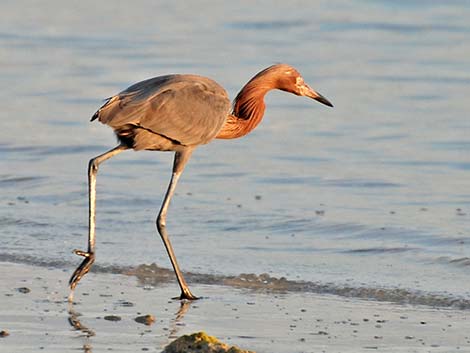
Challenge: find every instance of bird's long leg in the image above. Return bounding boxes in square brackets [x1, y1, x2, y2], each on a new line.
[69, 144, 127, 302]
[157, 148, 198, 300]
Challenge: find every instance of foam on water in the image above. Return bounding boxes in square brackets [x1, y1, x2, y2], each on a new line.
[1, 253, 469, 310]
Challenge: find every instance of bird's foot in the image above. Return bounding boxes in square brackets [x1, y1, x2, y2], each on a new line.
[69, 249, 95, 301]
[178, 288, 199, 301]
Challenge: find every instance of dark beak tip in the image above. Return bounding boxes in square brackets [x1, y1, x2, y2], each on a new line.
[314, 95, 334, 108]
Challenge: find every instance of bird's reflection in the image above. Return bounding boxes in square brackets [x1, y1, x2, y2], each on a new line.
[68, 305, 95, 337]
[81, 344, 93, 353]
[68, 304, 95, 353]
[169, 300, 193, 339]
[67, 298, 195, 352]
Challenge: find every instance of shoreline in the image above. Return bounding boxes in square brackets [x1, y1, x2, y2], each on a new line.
[1, 253, 468, 311]
[1, 261, 469, 352]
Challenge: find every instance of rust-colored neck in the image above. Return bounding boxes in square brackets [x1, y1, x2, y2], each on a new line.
[216, 73, 276, 139]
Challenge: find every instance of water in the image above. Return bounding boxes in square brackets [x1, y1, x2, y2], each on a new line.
[1, 1, 470, 308]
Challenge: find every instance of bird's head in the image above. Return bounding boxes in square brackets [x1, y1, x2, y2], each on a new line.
[269, 64, 333, 107]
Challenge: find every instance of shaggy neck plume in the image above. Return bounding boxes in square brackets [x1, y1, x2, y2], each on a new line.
[216, 69, 277, 139]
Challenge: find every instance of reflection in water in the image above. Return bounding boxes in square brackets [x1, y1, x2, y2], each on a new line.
[68, 306, 95, 337]
[68, 305, 95, 353]
[169, 300, 193, 340]
[66, 299, 194, 352]
[83, 345, 92, 353]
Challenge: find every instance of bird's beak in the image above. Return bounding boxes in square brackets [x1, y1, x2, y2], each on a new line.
[302, 84, 333, 107]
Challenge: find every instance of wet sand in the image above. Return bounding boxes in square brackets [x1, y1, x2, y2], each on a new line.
[1, 262, 469, 352]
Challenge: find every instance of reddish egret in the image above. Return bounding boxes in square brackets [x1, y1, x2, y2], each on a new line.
[69, 64, 333, 301]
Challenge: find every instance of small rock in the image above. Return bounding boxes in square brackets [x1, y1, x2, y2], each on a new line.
[17, 287, 31, 294]
[117, 300, 134, 307]
[135, 315, 156, 326]
[316, 331, 329, 336]
[103, 315, 121, 322]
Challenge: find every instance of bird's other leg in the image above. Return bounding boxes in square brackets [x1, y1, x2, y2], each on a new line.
[157, 148, 198, 300]
[69, 144, 127, 302]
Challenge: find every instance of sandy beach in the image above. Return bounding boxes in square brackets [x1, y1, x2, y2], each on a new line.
[1, 261, 469, 352]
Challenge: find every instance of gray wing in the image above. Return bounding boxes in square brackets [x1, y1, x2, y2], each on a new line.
[93, 74, 231, 146]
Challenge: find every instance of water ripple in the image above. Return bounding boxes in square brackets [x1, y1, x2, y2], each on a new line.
[435, 256, 470, 267]
[227, 20, 308, 31]
[0, 175, 45, 186]
[322, 21, 468, 34]
[343, 247, 417, 254]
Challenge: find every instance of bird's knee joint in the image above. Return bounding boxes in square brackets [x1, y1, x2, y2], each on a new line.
[89, 159, 99, 173]
[156, 217, 166, 231]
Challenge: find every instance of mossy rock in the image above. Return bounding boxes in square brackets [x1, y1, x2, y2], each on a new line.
[161, 332, 255, 353]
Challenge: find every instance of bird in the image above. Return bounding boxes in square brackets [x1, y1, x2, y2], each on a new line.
[69, 63, 333, 302]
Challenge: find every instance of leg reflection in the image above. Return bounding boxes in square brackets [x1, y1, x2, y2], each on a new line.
[68, 305, 95, 338]
[169, 300, 193, 339]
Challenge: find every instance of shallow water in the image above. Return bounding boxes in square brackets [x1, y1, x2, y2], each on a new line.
[1, 1, 470, 307]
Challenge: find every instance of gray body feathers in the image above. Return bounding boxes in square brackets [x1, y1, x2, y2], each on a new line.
[92, 74, 231, 151]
